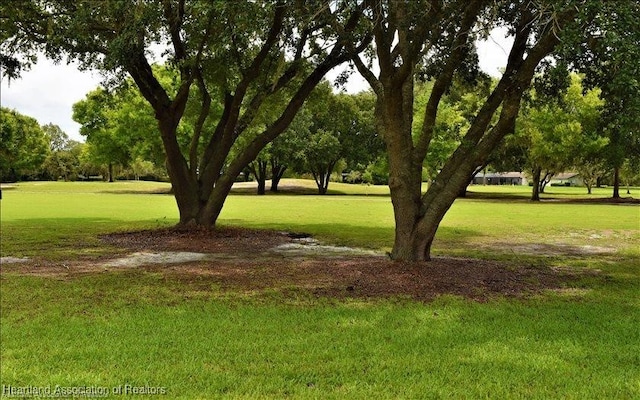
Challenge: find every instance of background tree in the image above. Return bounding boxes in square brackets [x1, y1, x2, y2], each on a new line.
[251, 84, 382, 194]
[74, 69, 196, 181]
[340, 91, 384, 183]
[282, 84, 383, 194]
[0, 108, 49, 182]
[620, 158, 640, 195]
[42, 123, 68, 153]
[565, 76, 606, 194]
[73, 88, 135, 182]
[267, 114, 311, 192]
[521, 107, 579, 200]
[566, 0, 640, 198]
[293, 129, 342, 194]
[40, 123, 84, 181]
[295, 85, 359, 194]
[76, 144, 107, 180]
[248, 149, 270, 195]
[493, 72, 604, 199]
[129, 157, 161, 181]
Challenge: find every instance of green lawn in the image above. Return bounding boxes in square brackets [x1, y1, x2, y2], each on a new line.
[1, 180, 639, 398]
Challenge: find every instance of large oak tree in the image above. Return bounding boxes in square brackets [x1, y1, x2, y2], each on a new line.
[348, 0, 621, 260]
[3, 0, 368, 227]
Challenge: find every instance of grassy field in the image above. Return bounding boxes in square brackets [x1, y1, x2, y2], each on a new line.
[1, 180, 639, 399]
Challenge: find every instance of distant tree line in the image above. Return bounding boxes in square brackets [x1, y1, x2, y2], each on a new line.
[0, 107, 167, 183]
[4, 67, 637, 199]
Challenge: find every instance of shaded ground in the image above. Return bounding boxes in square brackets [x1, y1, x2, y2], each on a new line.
[1, 227, 593, 302]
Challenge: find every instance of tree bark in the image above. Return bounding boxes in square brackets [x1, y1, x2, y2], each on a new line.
[250, 159, 268, 195]
[270, 160, 287, 192]
[613, 166, 621, 199]
[531, 166, 542, 201]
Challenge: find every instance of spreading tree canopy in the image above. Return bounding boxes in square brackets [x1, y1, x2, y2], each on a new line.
[345, 0, 637, 260]
[3, 0, 369, 226]
[0, 108, 49, 181]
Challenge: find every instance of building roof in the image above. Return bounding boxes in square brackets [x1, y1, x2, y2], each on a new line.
[553, 172, 580, 180]
[474, 172, 525, 179]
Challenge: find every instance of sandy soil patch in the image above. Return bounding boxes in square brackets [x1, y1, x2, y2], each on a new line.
[1, 227, 596, 302]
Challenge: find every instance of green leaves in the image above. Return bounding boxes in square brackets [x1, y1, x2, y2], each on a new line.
[500, 73, 605, 181]
[72, 84, 158, 170]
[0, 108, 49, 181]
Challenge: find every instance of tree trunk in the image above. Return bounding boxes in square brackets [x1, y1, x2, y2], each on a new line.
[313, 170, 329, 195]
[531, 167, 542, 201]
[613, 166, 620, 199]
[539, 171, 552, 194]
[312, 162, 336, 195]
[157, 117, 204, 227]
[387, 184, 425, 260]
[250, 159, 268, 195]
[108, 163, 114, 182]
[270, 160, 286, 192]
[242, 167, 251, 182]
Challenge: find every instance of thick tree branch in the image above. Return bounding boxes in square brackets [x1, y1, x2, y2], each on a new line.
[414, 0, 485, 165]
[351, 53, 383, 95]
[163, 0, 187, 63]
[189, 71, 211, 174]
[197, 3, 287, 193]
[420, 6, 578, 212]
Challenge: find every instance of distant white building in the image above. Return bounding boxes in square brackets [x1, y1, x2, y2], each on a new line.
[549, 172, 583, 187]
[471, 172, 528, 186]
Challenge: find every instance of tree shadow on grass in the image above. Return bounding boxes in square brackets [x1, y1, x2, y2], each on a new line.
[229, 185, 392, 197]
[1, 217, 175, 257]
[219, 220, 482, 254]
[465, 189, 640, 204]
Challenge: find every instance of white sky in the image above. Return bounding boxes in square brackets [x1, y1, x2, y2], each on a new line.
[1, 30, 512, 142]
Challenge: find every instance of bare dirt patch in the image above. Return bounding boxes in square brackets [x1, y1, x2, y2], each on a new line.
[0, 257, 30, 264]
[488, 242, 617, 256]
[2, 227, 589, 302]
[99, 226, 292, 254]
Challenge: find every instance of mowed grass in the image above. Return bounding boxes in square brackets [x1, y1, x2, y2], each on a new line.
[0, 181, 177, 258]
[1, 180, 639, 398]
[3, 180, 637, 257]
